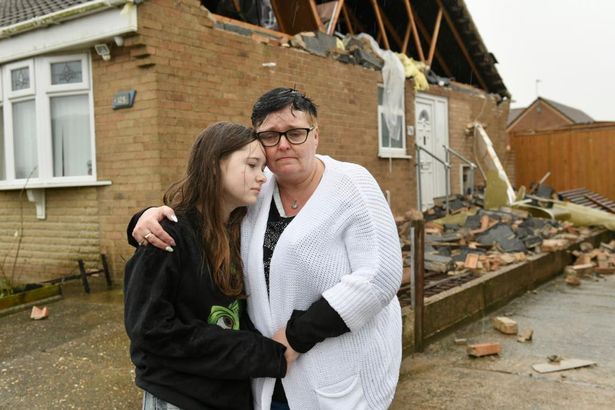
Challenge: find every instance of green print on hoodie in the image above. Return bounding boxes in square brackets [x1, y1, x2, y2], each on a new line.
[208, 300, 240, 330]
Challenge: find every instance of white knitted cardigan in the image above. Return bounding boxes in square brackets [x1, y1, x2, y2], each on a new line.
[241, 155, 403, 410]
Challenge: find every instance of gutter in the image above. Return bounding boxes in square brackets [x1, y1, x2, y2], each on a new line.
[0, 0, 142, 39]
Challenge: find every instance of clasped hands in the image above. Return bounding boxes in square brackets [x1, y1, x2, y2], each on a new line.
[273, 327, 300, 371]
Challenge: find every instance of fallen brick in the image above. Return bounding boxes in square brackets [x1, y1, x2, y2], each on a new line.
[579, 242, 594, 252]
[30, 306, 49, 320]
[467, 342, 501, 357]
[492, 316, 518, 335]
[464, 253, 480, 269]
[541, 239, 569, 252]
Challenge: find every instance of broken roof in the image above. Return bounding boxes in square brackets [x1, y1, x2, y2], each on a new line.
[203, 0, 510, 99]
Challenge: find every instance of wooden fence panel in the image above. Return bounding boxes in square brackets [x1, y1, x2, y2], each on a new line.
[511, 125, 615, 200]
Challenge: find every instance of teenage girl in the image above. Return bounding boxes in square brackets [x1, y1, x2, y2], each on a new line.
[124, 122, 288, 410]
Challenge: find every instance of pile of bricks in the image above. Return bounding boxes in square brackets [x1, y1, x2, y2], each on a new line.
[563, 240, 615, 286]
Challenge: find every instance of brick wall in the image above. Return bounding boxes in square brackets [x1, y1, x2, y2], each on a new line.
[0, 188, 100, 283]
[0, 0, 511, 283]
[508, 100, 571, 133]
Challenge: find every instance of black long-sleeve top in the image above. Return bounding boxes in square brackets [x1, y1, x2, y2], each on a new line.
[124, 208, 286, 410]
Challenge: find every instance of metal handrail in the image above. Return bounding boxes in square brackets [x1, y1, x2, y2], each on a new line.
[415, 144, 451, 213]
[443, 145, 478, 197]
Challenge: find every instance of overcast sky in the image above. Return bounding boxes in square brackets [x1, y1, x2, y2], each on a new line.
[464, 0, 615, 121]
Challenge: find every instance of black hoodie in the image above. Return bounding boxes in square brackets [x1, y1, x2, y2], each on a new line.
[124, 209, 286, 410]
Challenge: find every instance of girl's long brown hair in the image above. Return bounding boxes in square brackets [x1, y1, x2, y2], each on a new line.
[163, 122, 257, 297]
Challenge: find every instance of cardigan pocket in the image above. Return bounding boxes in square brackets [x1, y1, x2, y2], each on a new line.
[314, 374, 367, 410]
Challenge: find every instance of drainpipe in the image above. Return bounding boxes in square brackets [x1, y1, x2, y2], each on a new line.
[0, 0, 139, 39]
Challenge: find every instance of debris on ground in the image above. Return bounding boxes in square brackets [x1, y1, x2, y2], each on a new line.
[562, 240, 615, 286]
[547, 354, 563, 363]
[492, 316, 518, 335]
[30, 306, 49, 320]
[395, 130, 614, 302]
[565, 273, 581, 286]
[454, 337, 468, 345]
[532, 358, 596, 374]
[467, 342, 501, 357]
[517, 329, 534, 343]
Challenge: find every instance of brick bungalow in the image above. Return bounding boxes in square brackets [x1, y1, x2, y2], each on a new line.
[0, 0, 512, 283]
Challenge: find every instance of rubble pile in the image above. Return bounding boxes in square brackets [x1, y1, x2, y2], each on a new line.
[563, 240, 615, 286]
[395, 190, 612, 287]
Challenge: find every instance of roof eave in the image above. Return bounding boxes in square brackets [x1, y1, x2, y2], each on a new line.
[0, 0, 134, 40]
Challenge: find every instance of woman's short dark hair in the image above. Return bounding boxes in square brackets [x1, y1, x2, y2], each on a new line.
[251, 87, 318, 127]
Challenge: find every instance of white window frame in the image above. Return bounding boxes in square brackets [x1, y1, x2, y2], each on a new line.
[377, 84, 407, 158]
[6, 59, 35, 98]
[0, 52, 98, 188]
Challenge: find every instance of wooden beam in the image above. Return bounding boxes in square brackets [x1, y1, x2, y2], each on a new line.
[370, 0, 390, 49]
[343, 4, 365, 34]
[413, 9, 453, 78]
[427, 7, 443, 67]
[341, 3, 354, 34]
[403, 0, 425, 62]
[434, 0, 488, 90]
[402, 24, 411, 54]
[380, 7, 404, 50]
[317, 0, 345, 35]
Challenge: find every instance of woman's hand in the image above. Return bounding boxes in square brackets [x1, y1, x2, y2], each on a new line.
[132, 206, 178, 251]
[273, 327, 300, 370]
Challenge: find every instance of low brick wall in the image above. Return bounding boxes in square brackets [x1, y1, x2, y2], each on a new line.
[401, 229, 614, 354]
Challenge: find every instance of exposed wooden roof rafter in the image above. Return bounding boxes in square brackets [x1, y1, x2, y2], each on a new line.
[369, 0, 389, 49]
[413, 8, 453, 78]
[435, 0, 488, 90]
[427, 7, 443, 68]
[402, 0, 425, 62]
[378, 6, 405, 50]
[341, 2, 354, 34]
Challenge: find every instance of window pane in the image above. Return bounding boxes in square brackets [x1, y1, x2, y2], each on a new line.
[11, 67, 30, 91]
[0, 107, 5, 180]
[13, 100, 38, 178]
[391, 115, 404, 148]
[51, 95, 92, 177]
[51, 61, 83, 85]
[380, 112, 390, 148]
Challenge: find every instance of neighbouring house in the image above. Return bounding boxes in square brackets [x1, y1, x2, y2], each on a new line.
[507, 97, 594, 134]
[507, 96, 614, 200]
[0, 0, 511, 283]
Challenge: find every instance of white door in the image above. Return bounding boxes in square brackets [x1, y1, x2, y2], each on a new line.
[415, 94, 449, 210]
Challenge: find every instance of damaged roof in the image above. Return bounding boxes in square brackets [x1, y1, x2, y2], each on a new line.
[205, 0, 510, 99]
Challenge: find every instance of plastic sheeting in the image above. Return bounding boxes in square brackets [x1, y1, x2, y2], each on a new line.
[357, 34, 405, 142]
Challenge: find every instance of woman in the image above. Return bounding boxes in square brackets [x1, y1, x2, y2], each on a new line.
[131, 89, 403, 410]
[124, 122, 289, 410]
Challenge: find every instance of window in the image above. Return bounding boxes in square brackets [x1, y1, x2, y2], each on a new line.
[0, 53, 95, 185]
[377, 85, 406, 157]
